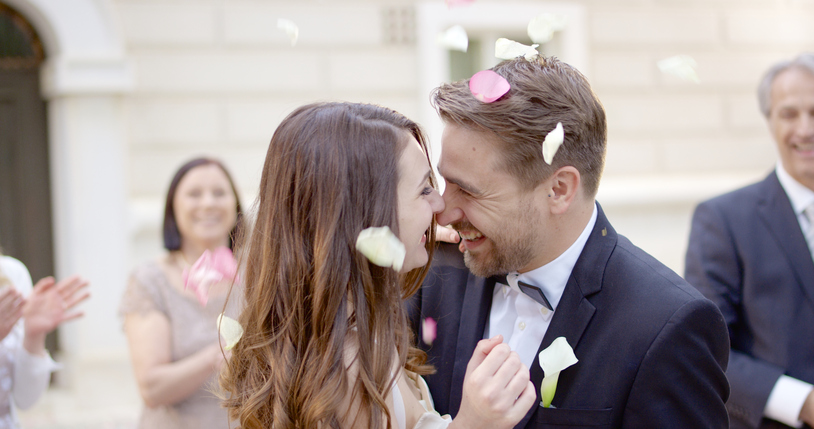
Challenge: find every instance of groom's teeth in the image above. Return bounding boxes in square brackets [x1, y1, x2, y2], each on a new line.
[459, 231, 483, 241]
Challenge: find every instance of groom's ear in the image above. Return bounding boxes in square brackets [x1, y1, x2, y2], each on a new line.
[543, 166, 581, 215]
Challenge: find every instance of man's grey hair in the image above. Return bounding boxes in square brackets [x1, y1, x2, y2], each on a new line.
[758, 53, 814, 117]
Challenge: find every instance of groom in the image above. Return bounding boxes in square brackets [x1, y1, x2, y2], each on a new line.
[409, 56, 730, 427]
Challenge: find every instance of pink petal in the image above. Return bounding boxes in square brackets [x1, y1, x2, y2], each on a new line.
[469, 70, 510, 103]
[211, 247, 239, 282]
[422, 317, 437, 346]
[446, 0, 474, 7]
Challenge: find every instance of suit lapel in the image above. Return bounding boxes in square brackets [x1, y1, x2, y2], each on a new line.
[757, 172, 814, 308]
[448, 272, 496, 414]
[517, 204, 616, 429]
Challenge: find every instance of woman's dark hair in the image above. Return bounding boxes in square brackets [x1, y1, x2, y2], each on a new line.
[162, 157, 243, 250]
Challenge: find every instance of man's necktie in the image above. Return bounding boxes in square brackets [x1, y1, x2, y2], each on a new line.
[503, 274, 553, 311]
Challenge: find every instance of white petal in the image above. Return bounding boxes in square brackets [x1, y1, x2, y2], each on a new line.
[495, 38, 539, 61]
[657, 55, 700, 83]
[356, 226, 407, 272]
[436, 25, 469, 52]
[542, 122, 564, 165]
[217, 314, 244, 350]
[277, 18, 299, 46]
[527, 13, 568, 44]
[538, 336, 578, 375]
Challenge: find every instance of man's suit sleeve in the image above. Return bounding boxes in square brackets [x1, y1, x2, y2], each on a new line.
[685, 201, 785, 428]
[623, 297, 730, 428]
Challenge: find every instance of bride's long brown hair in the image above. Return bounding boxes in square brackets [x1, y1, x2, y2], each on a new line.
[219, 102, 437, 428]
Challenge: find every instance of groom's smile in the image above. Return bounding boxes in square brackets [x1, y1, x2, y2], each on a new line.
[437, 123, 546, 277]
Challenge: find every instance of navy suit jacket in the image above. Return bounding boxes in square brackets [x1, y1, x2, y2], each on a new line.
[686, 171, 814, 429]
[409, 204, 730, 428]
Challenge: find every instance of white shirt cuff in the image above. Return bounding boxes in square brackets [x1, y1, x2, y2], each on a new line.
[12, 346, 61, 410]
[765, 375, 813, 428]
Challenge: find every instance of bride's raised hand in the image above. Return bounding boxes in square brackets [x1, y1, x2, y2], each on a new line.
[449, 335, 536, 429]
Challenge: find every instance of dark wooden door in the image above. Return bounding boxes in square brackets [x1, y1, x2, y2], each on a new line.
[0, 69, 54, 287]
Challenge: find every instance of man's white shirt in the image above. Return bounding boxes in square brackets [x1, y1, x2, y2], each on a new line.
[485, 203, 598, 369]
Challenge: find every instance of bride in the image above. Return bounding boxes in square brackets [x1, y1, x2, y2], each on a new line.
[219, 102, 534, 428]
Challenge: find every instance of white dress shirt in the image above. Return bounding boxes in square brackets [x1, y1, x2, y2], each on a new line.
[763, 163, 814, 428]
[485, 203, 598, 369]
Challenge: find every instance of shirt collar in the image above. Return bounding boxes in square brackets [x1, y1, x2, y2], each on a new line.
[776, 162, 814, 216]
[507, 202, 598, 311]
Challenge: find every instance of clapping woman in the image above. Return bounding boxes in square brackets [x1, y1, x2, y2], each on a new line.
[1, 248, 89, 429]
[120, 158, 243, 429]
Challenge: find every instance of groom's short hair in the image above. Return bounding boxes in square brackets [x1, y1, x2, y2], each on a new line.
[432, 56, 607, 196]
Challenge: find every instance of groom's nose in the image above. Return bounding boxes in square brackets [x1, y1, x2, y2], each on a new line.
[437, 188, 464, 227]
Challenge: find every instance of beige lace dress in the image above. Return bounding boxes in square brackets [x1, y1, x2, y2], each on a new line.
[119, 257, 240, 429]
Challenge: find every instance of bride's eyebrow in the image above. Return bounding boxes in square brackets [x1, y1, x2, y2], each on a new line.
[416, 170, 431, 189]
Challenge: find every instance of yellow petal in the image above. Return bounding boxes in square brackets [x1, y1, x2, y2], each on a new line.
[542, 122, 564, 165]
[277, 18, 299, 46]
[356, 226, 406, 272]
[217, 314, 244, 350]
[495, 38, 539, 61]
[527, 13, 568, 44]
[436, 25, 469, 52]
[538, 336, 578, 376]
[657, 55, 700, 83]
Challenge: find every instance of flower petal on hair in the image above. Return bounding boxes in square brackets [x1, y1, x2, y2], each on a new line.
[527, 13, 568, 44]
[436, 25, 469, 52]
[422, 317, 437, 346]
[538, 337, 578, 408]
[657, 55, 700, 83]
[445, 0, 474, 8]
[495, 38, 539, 61]
[542, 122, 564, 165]
[277, 18, 299, 46]
[356, 226, 406, 272]
[469, 70, 510, 103]
[217, 314, 244, 350]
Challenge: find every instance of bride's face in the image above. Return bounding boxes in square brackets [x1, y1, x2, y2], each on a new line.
[397, 136, 445, 272]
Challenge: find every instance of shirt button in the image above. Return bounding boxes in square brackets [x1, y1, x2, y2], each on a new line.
[518, 321, 526, 331]
[540, 307, 550, 316]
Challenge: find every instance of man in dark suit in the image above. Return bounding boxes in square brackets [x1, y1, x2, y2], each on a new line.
[685, 53, 814, 429]
[409, 56, 730, 428]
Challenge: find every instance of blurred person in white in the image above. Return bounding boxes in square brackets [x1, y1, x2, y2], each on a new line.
[686, 53, 814, 429]
[119, 157, 244, 429]
[0, 246, 90, 429]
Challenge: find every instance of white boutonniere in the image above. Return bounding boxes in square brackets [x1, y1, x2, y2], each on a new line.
[538, 336, 578, 408]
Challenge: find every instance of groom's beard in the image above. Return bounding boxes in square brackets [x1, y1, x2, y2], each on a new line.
[452, 206, 540, 277]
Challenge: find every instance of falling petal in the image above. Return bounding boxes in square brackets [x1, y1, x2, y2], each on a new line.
[217, 314, 244, 350]
[277, 18, 299, 46]
[356, 226, 407, 272]
[469, 70, 510, 103]
[527, 13, 568, 44]
[445, 0, 475, 8]
[495, 38, 539, 61]
[542, 122, 564, 165]
[436, 25, 469, 52]
[183, 247, 239, 307]
[422, 317, 437, 346]
[538, 337, 578, 407]
[657, 55, 700, 83]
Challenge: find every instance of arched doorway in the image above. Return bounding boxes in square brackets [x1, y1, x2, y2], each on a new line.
[0, 1, 57, 352]
[0, 2, 54, 288]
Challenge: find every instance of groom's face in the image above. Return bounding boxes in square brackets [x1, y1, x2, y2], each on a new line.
[437, 123, 545, 277]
